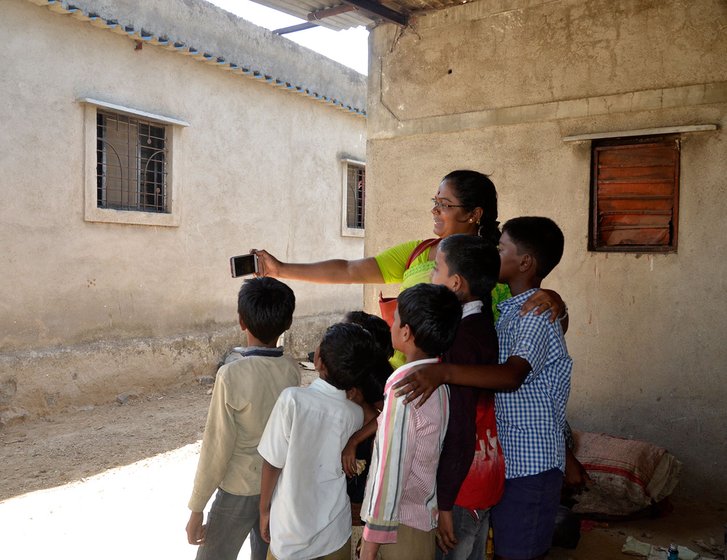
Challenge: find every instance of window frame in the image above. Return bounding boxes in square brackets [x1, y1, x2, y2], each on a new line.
[340, 158, 366, 238]
[81, 99, 187, 227]
[589, 135, 680, 253]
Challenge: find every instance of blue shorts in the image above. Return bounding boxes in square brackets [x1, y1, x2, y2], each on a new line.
[490, 468, 562, 559]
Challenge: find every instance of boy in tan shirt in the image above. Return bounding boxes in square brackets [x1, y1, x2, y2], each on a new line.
[185, 277, 300, 560]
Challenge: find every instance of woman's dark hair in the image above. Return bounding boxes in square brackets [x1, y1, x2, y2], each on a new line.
[442, 170, 500, 245]
[318, 323, 377, 391]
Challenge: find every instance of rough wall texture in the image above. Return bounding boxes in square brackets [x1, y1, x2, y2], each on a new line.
[0, 0, 366, 418]
[366, 0, 727, 500]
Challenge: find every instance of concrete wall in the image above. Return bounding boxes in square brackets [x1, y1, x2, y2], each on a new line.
[366, 0, 727, 500]
[0, 0, 366, 420]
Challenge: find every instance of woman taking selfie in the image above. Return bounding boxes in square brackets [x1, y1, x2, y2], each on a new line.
[253, 169, 565, 340]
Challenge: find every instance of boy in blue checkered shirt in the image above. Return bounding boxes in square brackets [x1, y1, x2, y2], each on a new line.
[394, 217, 572, 560]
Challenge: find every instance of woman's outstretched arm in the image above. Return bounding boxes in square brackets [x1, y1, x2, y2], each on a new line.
[253, 249, 385, 284]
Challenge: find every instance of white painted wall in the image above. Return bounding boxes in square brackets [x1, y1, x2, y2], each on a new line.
[0, 0, 366, 417]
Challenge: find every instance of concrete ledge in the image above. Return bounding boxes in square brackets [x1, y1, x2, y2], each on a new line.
[0, 327, 239, 420]
[562, 124, 718, 142]
[0, 313, 342, 420]
[284, 312, 346, 361]
[369, 82, 727, 140]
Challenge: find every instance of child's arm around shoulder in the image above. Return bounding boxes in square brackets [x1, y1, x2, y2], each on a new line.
[392, 357, 532, 406]
[394, 310, 562, 405]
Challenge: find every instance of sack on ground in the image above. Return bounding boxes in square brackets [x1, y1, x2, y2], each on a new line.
[572, 430, 682, 516]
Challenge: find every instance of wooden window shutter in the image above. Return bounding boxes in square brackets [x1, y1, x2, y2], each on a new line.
[590, 136, 680, 252]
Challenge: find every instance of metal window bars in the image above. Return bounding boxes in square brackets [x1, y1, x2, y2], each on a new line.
[346, 164, 365, 229]
[96, 111, 168, 213]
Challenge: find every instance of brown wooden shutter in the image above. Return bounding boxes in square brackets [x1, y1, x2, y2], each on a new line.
[590, 136, 679, 252]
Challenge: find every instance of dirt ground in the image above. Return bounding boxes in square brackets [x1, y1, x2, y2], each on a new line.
[1, 381, 725, 560]
[0, 382, 211, 502]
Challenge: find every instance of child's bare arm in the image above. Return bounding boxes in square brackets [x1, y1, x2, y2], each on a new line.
[393, 357, 532, 405]
[342, 409, 380, 477]
[360, 539, 381, 560]
[361, 400, 381, 424]
[185, 511, 206, 545]
[564, 447, 591, 490]
[259, 460, 282, 543]
[436, 510, 457, 553]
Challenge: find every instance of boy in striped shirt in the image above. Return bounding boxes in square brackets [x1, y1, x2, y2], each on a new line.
[360, 284, 462, 560]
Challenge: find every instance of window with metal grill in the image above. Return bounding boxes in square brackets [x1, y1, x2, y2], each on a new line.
[96, 111, 168, 213]
[346, 162, 365, 229]
[590, 136, 680, 252]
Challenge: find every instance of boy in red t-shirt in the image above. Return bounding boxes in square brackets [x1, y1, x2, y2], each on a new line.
[431, 234, 505, 560]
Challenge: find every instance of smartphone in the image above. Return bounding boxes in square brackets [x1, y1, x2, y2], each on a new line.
[230, 254, 259, 278]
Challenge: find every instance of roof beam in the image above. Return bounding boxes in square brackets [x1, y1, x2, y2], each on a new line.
[341, 0, 408, 26]
[273, 21, 318, 34]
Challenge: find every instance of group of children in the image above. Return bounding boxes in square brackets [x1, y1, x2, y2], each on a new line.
[186, 216, 572, 560]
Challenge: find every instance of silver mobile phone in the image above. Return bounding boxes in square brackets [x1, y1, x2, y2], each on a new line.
[230, 254, 259, 278]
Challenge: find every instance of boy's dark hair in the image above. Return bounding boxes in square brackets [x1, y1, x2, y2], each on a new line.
[319, 322, 377, 391]
[344, 311, 395, 359]
[502, 217, 565, 279]
[396, 284, 461, 357]
[344, 311, 394, 403]
[237, 277, 295, 345]
[358, 360, 388, 405]
[439, 234, 500, 301]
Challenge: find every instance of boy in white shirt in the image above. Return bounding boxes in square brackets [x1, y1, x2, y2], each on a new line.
[258, 322, 377, 560]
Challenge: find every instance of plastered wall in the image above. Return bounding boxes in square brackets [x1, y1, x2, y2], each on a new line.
[365, 0, 727, 500]
[0, 0, 366, 418]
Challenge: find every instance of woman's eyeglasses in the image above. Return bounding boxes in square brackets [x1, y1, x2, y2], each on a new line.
[431, 198, 467, 209]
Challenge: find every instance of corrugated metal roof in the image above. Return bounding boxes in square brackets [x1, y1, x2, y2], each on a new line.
[251, 0, 468, 30]
[24, 0, 366, 117]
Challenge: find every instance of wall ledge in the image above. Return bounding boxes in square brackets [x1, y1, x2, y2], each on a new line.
[562, 124, 718, 143]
